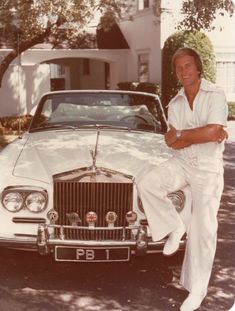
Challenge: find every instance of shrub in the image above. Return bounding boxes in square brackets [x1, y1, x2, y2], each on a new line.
[162, 30, 216, 109]
[228, 102, 235, 120]
[117, 82, 161, 96]
[0, 115, 33, 133]
[136, 82, 161, 96]
[117, 82, 137, 91]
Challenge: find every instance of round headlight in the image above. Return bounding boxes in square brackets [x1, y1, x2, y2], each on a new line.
[25, 192, 47, 213]
[2, 192, 23, 212]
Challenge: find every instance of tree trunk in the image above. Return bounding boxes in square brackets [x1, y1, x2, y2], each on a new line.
[0, 28, 52, 88]
[0, 50, 19, 88]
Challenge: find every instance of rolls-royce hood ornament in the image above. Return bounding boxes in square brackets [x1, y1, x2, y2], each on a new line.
[90, 128, 100, 172]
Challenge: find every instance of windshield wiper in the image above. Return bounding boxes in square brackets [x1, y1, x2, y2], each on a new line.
[30, 123, 133, 133]
[29, 123, 79, 132]
[77, 124, 130, 131]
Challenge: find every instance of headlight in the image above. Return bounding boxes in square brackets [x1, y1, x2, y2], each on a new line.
[25, 192, 47, 213]
[1, 186, 48, 213]
[2, 192, 24, 212]
[167, 190, 185, 213]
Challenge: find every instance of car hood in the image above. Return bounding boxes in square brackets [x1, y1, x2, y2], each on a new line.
[13, 130, 171, 183]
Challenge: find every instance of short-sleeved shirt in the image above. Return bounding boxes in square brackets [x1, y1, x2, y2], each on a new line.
[168, 79, 228, 173]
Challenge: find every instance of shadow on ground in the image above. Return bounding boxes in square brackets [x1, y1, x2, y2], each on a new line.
[0, 144, 234, 311]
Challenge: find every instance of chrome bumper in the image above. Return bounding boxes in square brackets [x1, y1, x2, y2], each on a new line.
[0, 224, 186, 257]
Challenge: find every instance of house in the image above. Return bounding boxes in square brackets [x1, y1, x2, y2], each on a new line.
[0, 0, 160, 117]
[0, 0, 234, 117]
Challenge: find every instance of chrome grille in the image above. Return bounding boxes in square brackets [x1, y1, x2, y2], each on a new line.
[53, 180, 133, 240]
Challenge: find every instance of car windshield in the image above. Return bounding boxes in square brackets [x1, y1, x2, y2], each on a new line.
[29, 92, 167, 133]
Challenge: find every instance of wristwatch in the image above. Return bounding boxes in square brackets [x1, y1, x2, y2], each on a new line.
[176, 130, 182, 139]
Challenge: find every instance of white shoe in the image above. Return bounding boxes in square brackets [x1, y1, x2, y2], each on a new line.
[163, 219, 185, 256]
[180, 293, 205, 311]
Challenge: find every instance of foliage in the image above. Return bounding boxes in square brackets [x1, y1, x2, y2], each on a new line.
[117, 82, 161, 96]
[161, 30, 216, 108]
[228, 102, 235, 120]
[117, 82, 137, 91]
[136, 82, 161, 96]
[0, 114, 32, 133]
[0, 0, 127, 86]
[178, 0, 234, 31]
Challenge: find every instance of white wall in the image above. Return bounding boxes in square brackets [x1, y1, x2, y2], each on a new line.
[0, 59, 50, 117]
[0, 49, 130, 116]
[119, 6, 161, 84]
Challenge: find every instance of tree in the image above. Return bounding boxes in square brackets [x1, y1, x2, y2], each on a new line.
[0, 0, 234, 88]
[178, 0, 234, 31]
[158, 0, 234, 31]
[161, 31, 216, 109]
[0, 0, 127, 87]
[159, 0, 234, 109]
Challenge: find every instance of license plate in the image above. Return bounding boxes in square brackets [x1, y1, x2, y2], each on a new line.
[55, 246, 130, 262]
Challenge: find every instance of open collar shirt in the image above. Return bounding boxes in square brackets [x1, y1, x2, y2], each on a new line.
[167, 79, 228, 173]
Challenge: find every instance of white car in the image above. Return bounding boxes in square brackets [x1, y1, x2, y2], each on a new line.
[0, 90, 191, 262]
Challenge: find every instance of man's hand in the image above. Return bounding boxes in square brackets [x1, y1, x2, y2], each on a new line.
[164, 125, 177, 147]
[217, 128, 228, 143]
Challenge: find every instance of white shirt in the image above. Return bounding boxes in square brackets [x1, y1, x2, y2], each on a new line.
[168, 79, 228, 172]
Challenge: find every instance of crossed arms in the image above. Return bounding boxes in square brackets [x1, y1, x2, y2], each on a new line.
[165, 124, 228, 150]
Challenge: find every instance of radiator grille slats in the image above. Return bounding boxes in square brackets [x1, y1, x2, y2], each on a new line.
[53, 181, 133, 240]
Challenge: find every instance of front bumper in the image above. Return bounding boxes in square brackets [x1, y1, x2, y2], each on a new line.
[0, 224, 186, 260]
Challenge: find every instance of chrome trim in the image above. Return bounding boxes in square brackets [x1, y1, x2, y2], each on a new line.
[0, 235, 186, 254]
[12, 217, 46, 224]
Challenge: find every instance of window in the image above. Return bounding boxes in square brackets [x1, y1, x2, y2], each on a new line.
[138, 53, 149, 82]
[216, 61, 235, 94]
[50, 64, 65, 78]
[83, 58, 90, 75]
[138, 0, 149, 10]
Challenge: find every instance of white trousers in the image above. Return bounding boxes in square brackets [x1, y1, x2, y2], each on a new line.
[136, 157, 224, 295]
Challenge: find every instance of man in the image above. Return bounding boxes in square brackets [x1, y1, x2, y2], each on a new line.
[137, 47, 228, 311]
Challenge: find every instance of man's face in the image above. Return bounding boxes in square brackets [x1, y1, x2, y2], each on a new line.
[174, 55, 200, 88]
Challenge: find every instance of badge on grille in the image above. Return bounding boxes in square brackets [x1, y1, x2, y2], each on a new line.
[66, 212, 81, 226]
[47, 209, 59, 224]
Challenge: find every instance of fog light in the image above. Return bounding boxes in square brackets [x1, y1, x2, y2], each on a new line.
[86, 211, 97, 226]
[126, 211, 137, 224]
[105, 211, 117, 227]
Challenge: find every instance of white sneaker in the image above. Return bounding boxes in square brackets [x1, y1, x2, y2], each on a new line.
[180, 293, 205, 311]
[163, 219, 185, 256]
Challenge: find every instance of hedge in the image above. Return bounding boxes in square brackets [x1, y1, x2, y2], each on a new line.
[0, 115, 32, 134]
[117, 82, 161, 96]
